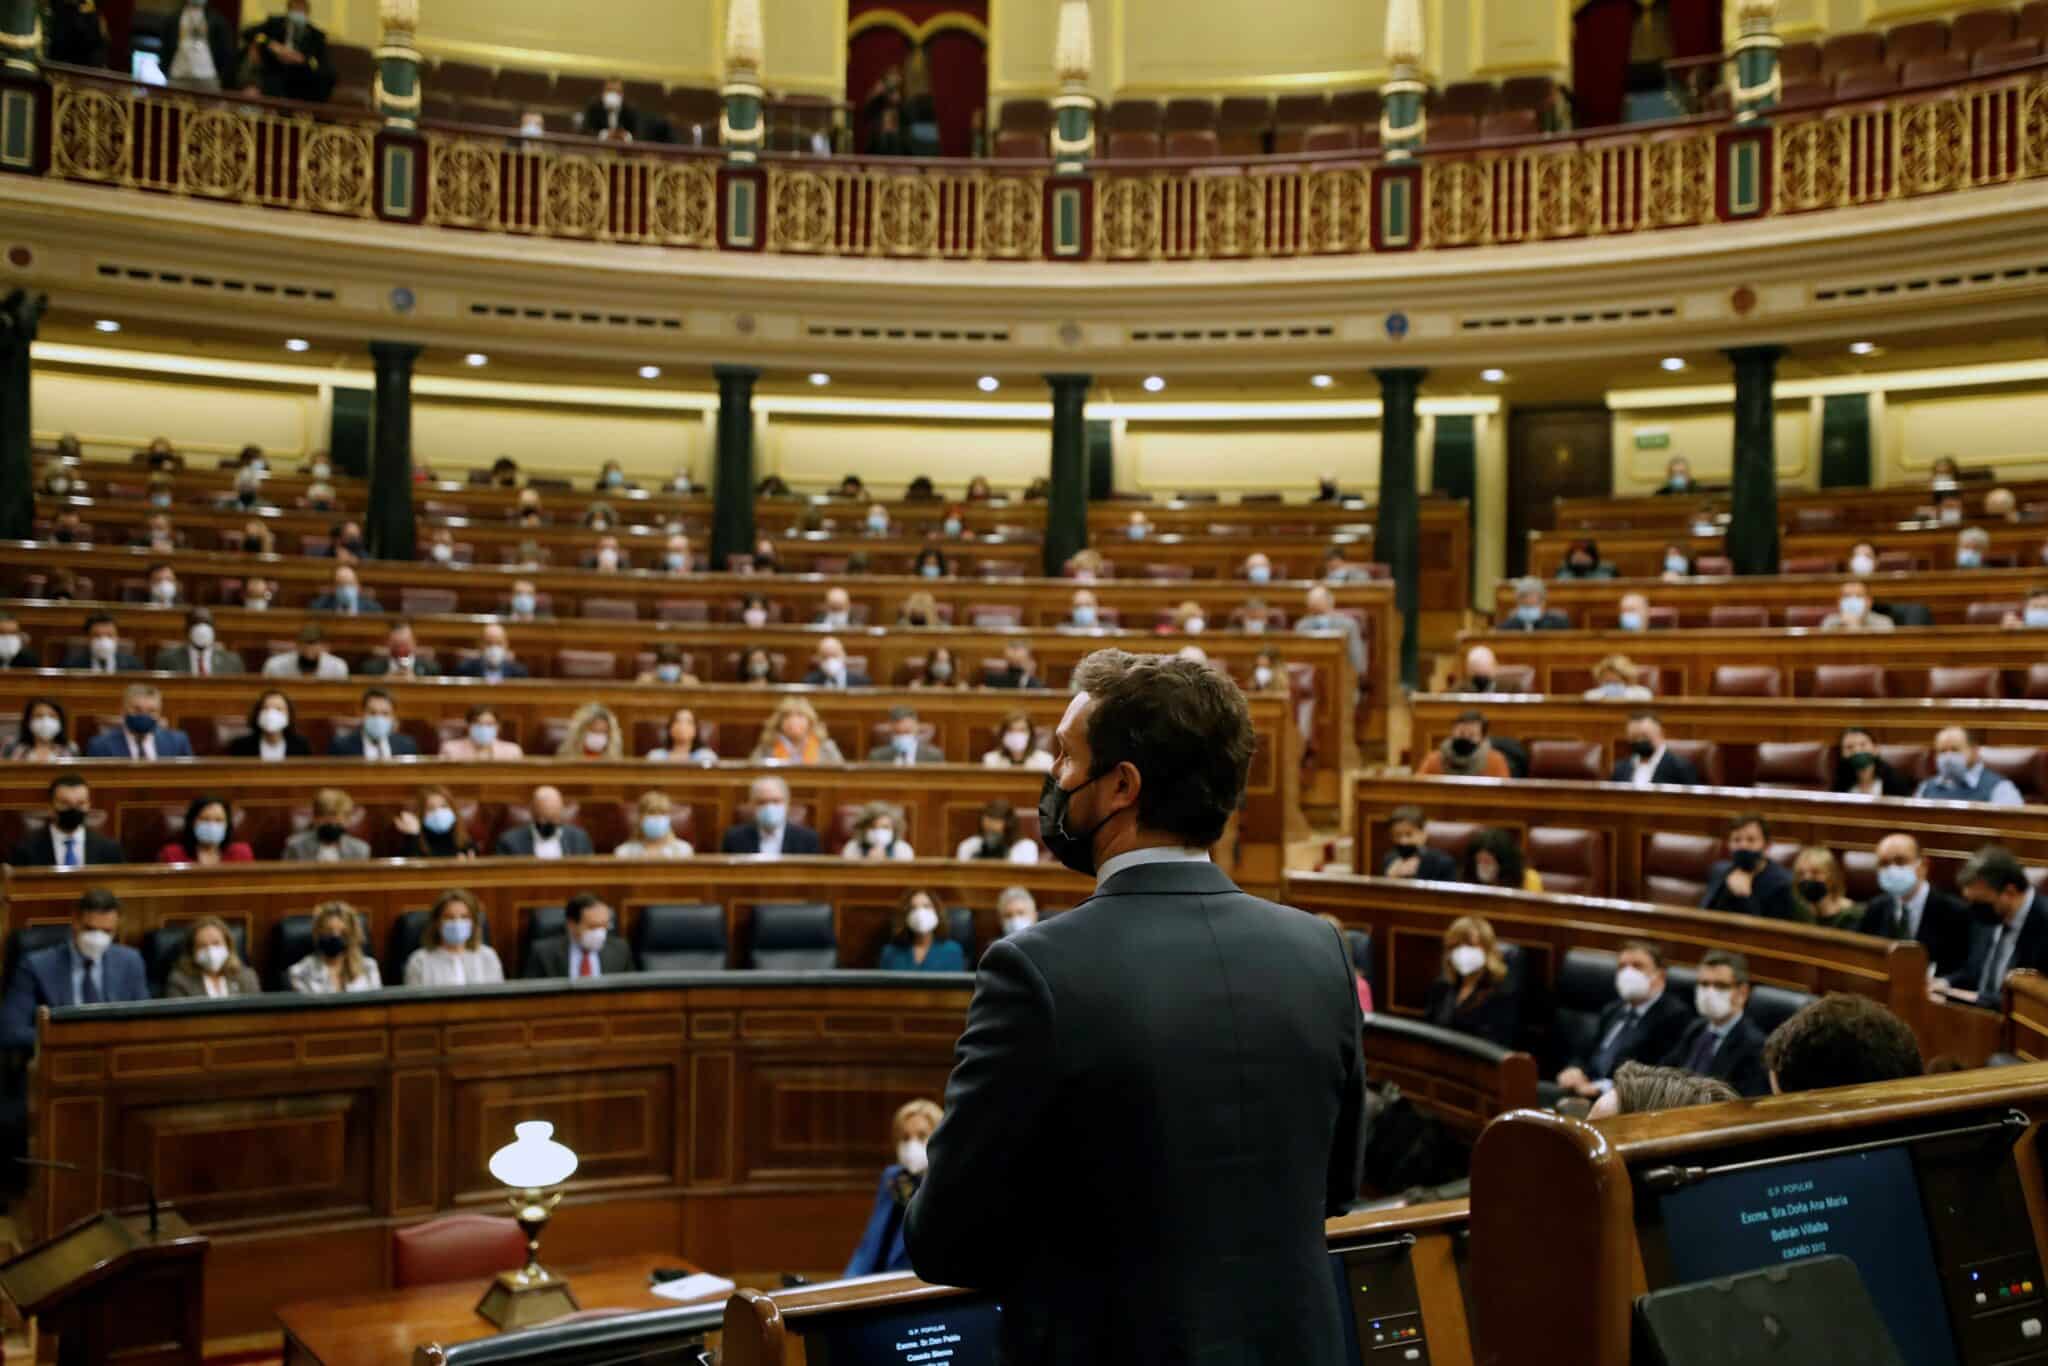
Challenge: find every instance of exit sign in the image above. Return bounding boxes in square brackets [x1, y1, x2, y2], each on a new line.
[1634, 428, 1671, 451]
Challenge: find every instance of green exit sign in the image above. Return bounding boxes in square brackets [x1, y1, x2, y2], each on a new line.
[1634, 428, 1671, 451]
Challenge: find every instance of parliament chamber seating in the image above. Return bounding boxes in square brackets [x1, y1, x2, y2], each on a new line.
[391, 1214, 529, 1290]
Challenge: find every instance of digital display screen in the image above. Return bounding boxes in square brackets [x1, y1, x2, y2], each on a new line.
[1655, 1145, 1959, 1366]
[801, 1298, 1002, 1366]
[1327, 1241, 1428, 1362]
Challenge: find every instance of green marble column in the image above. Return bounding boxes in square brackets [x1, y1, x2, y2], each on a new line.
[1044, 373, 1091, 576]
[0, 290, 43, 542]
[711, 365, 760, 570]
[1374, 366, 1427, 689]
[1725, 345, 1785, 575]
[366, 341, 420, 562]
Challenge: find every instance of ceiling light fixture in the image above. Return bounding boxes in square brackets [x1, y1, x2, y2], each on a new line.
[1309, 374, 1335, 389]
[976, 376, 1000, 393]
[464, 353, 489, 368]
[1480, 368, 1506, 383]
[93, 319, 120, 333]
[1142, 376, 1166, 393]
[638, 365, 662, 380]
[284, 338, 311, 353]
[1848, 341, 1877, 356]
[807, 372, 831, 386]
[1659, 357, 1687, 372]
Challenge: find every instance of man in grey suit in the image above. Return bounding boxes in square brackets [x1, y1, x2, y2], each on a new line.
[865, 704, 945, 765]
[523, 893, 636, 978]
[152, 608, 246, 675]
[908, 649, 1366, 1366]
[495, 785, 595, 858]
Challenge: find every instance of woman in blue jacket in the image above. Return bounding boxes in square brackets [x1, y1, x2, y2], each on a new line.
[845, 1099, 942, 1277]
[876, 889, 967, 972]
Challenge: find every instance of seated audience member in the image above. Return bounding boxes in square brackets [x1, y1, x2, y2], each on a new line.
[1931, 454, 1962, 484]
[1819, 580, 1894, 631]
[497, 786, 593, 858]
[1584, 654, 1652, 702]
[845, 1099, 941, 1278]
[165, 916, 261, 998]
[1, 889, 148, 1043]
[1588, 1062, 1739, 1119]
[1614, 592, 1652, 632]
[393, 785, 478, 859]
[1238, 599, 1276, 635]
[423, 526, 458, 565]
[285, 788, 372, 861]
[1915, 725, 2023, 805]
[983, 711, 1052, 771]
[1652, 455, 1694, 496]
[404, 889, 505, 988]
[264, 624, 349, 680]
[1793, 847, 1863, 929]
[1832, 725, 1914, 797]
[2003, 586, 2048, 630]
[1934, 490, 1966, 524]
[1322, 546, 1372, 583]
[661, 532, 693, 575]
[1124, 509, 1153, 541]
[1064, 589, 1102, 630]
[1702, 813, 1799, 921]
[1613, 711, 1700, 786]
[1657, 949, 1769, 1097]
[582, 501, 618, 533]
[158, 795, 254, 864]
[964, 475, 995, 502]
[440, 704, 524, 760]
[1247, 650, 1287, 694]
[816, 587, 857, 629]
[956, 799, 1040, 864]
[142, 562, 183, 607]
[1466, 828, 1541, 892]
[330, 689, 417, 758]
[913, 645, 966, 690]
[154, 608, 244, 675]
[1936, 845, 2045, 1009]
[1456, 644, 1500, 694]
[1956, 525, 1991, 569]
[325, 520, 367, 560]
[361, 620, 435, 678]
[1297, 585, 1368, 677]
[990, 642, 1043, 690]
[64, 613, 143, 672]
[0, 611, 35, 669]
[1763, 994, 1923, 1093]
[648, 708, 718, 764]
[8, 698, 77, 761]
[869, 706, 942, 765]
[912, 547, 949, 580]
[1423, 915, 1519, 1047]
[1500, 577, 1570, 631]
[12, 776, 124, 867]
[1846, 541, 1878, 577]
[1167, 601, 1208, 636]
[454, 623, 528, 681]
[1553, 940, 1694, 1100]
[558, 702, 623, 759]
[309, 564, 378, 615]
[738, 647, 779, 685]
[492, 457, 524, 490]
[1417, 709, 1511, 778]
[1659, 544, 1694, 578]
[1985, 486, 2022, 523]
[753, 697, 843, 765]
[844, 802, 915, 861]
[1242, 552, 1274, 584]
[1382, 806, 1458, 881]
[1865, 832, 1971, 975]
[1064, 548, 1106, 581]
[720, 776, 821, 855]
[751, 537, 783, 573]
[85, 684, 193, 759]
[506, 580, 545, 621]
[240, 577, 277, 612]
[896, 592, 940, 628]
[225, 689, 310, 759]
[1555, 540, 1616, 580]
[804, 637, 872, 688]
[586, 535, 625, 572]
[998, 886, 1040, 939]
[47, 509, 87, 546]
[526, 893, 635, 979]
[879, 890, 965, 971]
[615, 791, 695, 858]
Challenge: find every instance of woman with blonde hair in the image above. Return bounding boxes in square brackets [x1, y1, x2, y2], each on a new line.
[1792, 846, 1865, 930]
[1583, 654, 1652, 702]
[843, 801, 914, 860]
[614, 791, 695, 858]
[165, 916, 260, 998]
[287, 901, 382, 994]
[1422, 915, 1520, 1047]
[897, 591, 940, 627]
[557, 702, 622, 760]
[844, 1098, 943, 1277]
[752, 696, 843, 765]
[404, 888, 504, 987]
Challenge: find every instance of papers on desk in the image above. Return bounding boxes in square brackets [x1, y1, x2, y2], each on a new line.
[650, 1272, 736, 1303]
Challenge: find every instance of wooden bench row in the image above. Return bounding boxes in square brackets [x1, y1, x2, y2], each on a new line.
[1488, 564, 2048, 630]
[1526, 519, 2048, 579]
[1550, 476, 2048, 534]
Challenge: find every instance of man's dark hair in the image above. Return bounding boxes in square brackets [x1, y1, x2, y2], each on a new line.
[1628, 710, 1660, 725]
[1763, 994, 1923, 1093]
[888, 704, 917, 722]
[1700, 949, 1750, 984]
[82, 612, 114, 632]
[1619, 938, 1667, 970]
[1454, 709, 1489, 733]
[1729, 812, 1770, 839]
[1388, 805, 1426, 830]
[361, 687, 394, 707]
[1960, 845, 2031, 895]
[48, 774, 87, 799]
[1070, 649, 1252, 847]
[565, 892, 607, 924]
[76, 888, 119, 916]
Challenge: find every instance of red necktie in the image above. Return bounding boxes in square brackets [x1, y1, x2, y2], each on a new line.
[578, 951, 593, 978]
[197, 651, 208, 676]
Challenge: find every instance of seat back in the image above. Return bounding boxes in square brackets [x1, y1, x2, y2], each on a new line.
[391, 1214, 528, 1289]
[1665, 739, 1723, 787]
[1490, 665, 1536, 693]
[1644, 832, 1721, 905]
[1528, 740, 1604, 782]
[1981, 746, 2048, 800]
[944, 907, 977, 965]
[635, 903, 729, 972]
[1755, 741, 1831, 790]
[1711, 665, 1782, 697]
[1707, 604, 1768, 628]
[1528, 826, 1605, 897]
[1929, 666, 2003, 699]
[523, 904, 566, 973]
[1342, 929, 1376, 1001]
[3, 925, 72, 996]
[1810, 664, 1886, 698]
[748, 903, 836, 971]
[1551, 949, 1621, 1069]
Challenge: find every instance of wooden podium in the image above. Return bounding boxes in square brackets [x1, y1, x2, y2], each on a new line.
[0, 1207, 208, 1366]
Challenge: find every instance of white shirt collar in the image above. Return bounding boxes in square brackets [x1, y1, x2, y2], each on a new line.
[1905, 880, 1930, 914]
[1096, 845, 1211, 887]
[1635, 745, 1666, 771]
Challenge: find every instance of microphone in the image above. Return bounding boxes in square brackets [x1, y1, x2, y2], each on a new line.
[17, 1157, 159, 1237]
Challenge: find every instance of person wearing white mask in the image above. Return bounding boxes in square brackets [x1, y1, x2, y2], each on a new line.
[6, 698, 76, 761]
[556, 703, 622, 761]
[1247, 650, 1286, 695]
[455, 622, 530, 681]
[864, 503, 891, 536]
[1171, 600, 1207, 637]
[1658, 950, 1769, 1096]
[423, 528, 459, 566]
[589, 535, 624, 573]
[802, 636, 871, 688]
[815, 587, 856, 630]
[439, 704, 525, 761]
[1423, 915, 1520, 1047]
[1553, 940, 1694, 1100]
[1914, 725, 2024, 805]
[404, 889, 505, 988]
[2003, 587, 2048, 631]
[612, 792, 695, 859]
[1845, 542, 1879, 578]
[663, 533, 693, 576]
[1819, 580, 1895, 631]
[981, 711, 1053, 771]
[153, 608, 244, 675]
[524, 894, 638, 978]
[1955, 525, 1992, 570]
[877, 889, 963, 969]
[156, 0, 233, 92]
[517, 110, 547, 137]
[1862, 832, 1972, 976]
[843, 802, 915, 861]
[145, 564, 182, 607]
[0, 611, 37, 670]
[581, 77, 652, 140]
[1, 889, 148, 1045]
[996, 886, 1040, 938]
[225, 689, 309, 759]
[165, 916, 260, 998]
[868, 705, 943, 765]
[844, 1098, 943, 1277]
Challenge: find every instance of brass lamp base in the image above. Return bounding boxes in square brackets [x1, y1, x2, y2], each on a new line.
[475, 1267, 579, 1329]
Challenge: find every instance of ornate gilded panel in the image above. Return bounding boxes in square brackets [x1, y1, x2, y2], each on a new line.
[1896, 98, 1969, 197]
[51, 84, 131, 183]
[977, 175, 1041, 260]
[1423, 159, 1492, 247]
[427, 138, 503, 230]
[767, 168, 836, 253]
[1094, 175, 1161, 260]
[1777, 116, 1850, 212]
[1198, 173, 1266, 257]
[872, 174, 940, 256]
[1298, 168, 1367, 254]
[301, 124, 374, 216]
[1641, 133, 1714, 227]
[647, 161, 718, 247]
[2019, 81, 2048, 177]
[541, 155, 608, 239]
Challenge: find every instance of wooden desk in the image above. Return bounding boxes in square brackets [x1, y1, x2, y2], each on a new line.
[1525, 519, 2048, 579]
[277, 1254, 709, 1366]
[1488, 564, 2048, 631]
[1550, 478, 2048, 534]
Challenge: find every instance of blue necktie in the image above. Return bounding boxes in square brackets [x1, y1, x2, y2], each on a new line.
[1593, 1009, 1640, 1078]
[80, 964, 100, 1005]
[1686, 1027, 1719, 1074]
[62, 835, 78, 868]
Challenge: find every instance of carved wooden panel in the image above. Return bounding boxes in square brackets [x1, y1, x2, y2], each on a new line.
[123, 1092, 372, 1224]
[449, 1066, 676, 1202]
[739, 1063, 954, 1185]
[390, 1068, 442, 1214]
[691, 1050, 734, 1187]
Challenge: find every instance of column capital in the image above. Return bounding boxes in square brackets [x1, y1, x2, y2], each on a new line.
[713, 364, 763, 385]
[1043, 372, 1093, 392]
[368, 340, 423, 367]
[1371, 366, 1429, 385]
[1723, 344, 1786, 366]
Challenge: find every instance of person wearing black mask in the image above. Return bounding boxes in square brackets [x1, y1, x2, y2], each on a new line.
[263, 623, 349, 679]
[9, 776, 125, 867]
[1832, 726, 1914, 797]
[1417, 710, 1512, 778]
[1555, 540, 1616, 580]
[1459, 644, 1499, 693]
[1700, 813, 1799, 921]
[1379, 804, 1458, 881]
[287, 901, 382, 994]
[1934, 845, 2048, 1010]
[283, 788, 373, 861]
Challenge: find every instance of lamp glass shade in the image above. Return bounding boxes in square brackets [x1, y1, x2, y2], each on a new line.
[489, 1122, 579, 1188]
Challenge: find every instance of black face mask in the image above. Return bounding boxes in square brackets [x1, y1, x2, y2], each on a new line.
[1467, 675, 1493, 693]
[534, 821, 559, 840]
[1970, 898, 2002, 926]
[1845, 751, 1878, 772]
[1449, 736, 1479, 758]
[1797, 879, 1830, 905]
[315, 823, 344, 844]
[316, 933, 349, 959]
[53, 530, 73, 544]
[1731, 848, 1765, 873]
[54, 808, 85, 833]
[1630, 738, 1656, 760]
[1391, 842, 1420, 862]
[298, 653, 322, 673]
[1038, 771, 1108, 876]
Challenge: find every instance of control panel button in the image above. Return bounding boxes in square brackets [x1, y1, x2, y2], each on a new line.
[2022, 1318, 2042, 1340]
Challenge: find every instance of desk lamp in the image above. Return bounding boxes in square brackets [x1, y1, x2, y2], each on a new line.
[476, 1122, 580, 1329]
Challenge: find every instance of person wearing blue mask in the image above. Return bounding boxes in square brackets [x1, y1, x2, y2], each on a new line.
[394, 785, 479, 858]
[83, 683, 194, 759]
[310, 564, 379, 615]
[2004, 588, 2048, 630]
[454, 623, 530, 682]
[866, 705, 943, 765]
[1065, 588, 1102, 630]
[1862, 832, 1972, 978]
[1653, 456, 1694, 496]
[1125, 509, 1153, 540]
[719, 775, 823, 856]
[1915, 726, 2024, 805]
[911, 546, 949, 579]
[1242, 552, 1274, 585]
[1955, 526, 1991, 569]
[1583, 654, 1654, 704]
[613, 793, 695, 859]
[1498, 577, 1570, 631]
[844, 803, 916, 861]
[505, 579, 546, 621]
[439, 703, 525, 761]
[1612, 591, 1652, 632]
[1819, 580, 1895, 632]
[404, 889, 504, 988]
[525, 894, 638, 978]
[1659, 544, 1694, 579]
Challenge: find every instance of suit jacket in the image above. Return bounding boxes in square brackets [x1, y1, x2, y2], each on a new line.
[163, 961, 262, 999]
[358, 655, 439, 678]
[494, 824, 595, 858]
[242, 14, 334, 101]
[151, 643, 246, 675]
[0, 644, 41, 668]
[1701, 859, 1800, 922]
[1948, 896, 2048, 998]
[1608, 751, 1701, 786]
[225, 731, 310, 757]
[1660, 1014, 1770, 1097]
[846, 1165, 918, 1277]
[59, 647, 144, 672]
[1497, 611, 1572, 631]
[579, 99, 662, 141]
[1423, 978, 1520, 1048]
[522, 936, 637, 979]
[1382, 847, 1460, 882]
[1570, 989, 1696, 1081]
[282, 830, 372, 861]
[8, 825, 127, 867]
[84, 726, 195, 759]
[308, 591, 384, 614]
[718, 823, 823, 855]
[865, 741, 946, 764]
[1865, 885, 1973, 978]
[453, 658, 531, 680]
[46, 0, 108, 68]
[2, 942, 150, 1048]
[328, 729, 420, 758]
[906, 860, 1365, 1366]
[801, 667, 874, 688]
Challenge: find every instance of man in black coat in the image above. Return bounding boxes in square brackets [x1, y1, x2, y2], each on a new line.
[1659, 949, 1770, 1097]
[1700, 813, 1800, 921]
[241, 0, 334, 102]
[1863, 832, 1973, 977]
[580, 78, 668, 141]
[523, 894, 636, 979]
[908, 649, 1366, 1366]
[1609, 711, 1701, 787]
[9, 777, 126, 867]
[0, 611, 38, 669]
[46, 0, 109, 68]
[1554, 939, 1696, 1101]
[1380, 803, 1459, 881]
[1938, 845, 2048, 1009]
[718, 775, 823, 856]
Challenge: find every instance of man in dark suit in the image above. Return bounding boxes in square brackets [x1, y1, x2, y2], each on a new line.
[987, 641, 1043, 689]
[1658, 949, 1769, 1097]
[357, 620, 437, 678]
[1864, 832, 1972, 977]
[9, 777, 126, 868]
[523, 893, 637, 979]
[328, 688, 420, 758]
[907, 649, 1365, 1366]
[47, 0, 110, 68]
[452, 623, 529, 681]
[1938, 845, 2048, 1010]
[494, 785, 595, 858]
[0, 610, 39, 669]
[1700, 812, 1800, 921]
[1554, 939, 1695, 1101]
[1610, 711, 1701, 787]
[1, 888, 149, 1048]
[241, 0, 335, 103]
[60, 613, 143, 672]
[579, 78, 667, 141]
[865, 705, 944, 765]
[800, 637, 872, 688]
[82, 684, 195, 759]
[1380, 803, 1459, 881]
[151, 608, 245, 675]
[719, 776, 824, 856]
[308, 565, 381, 615]
[1496, 577, 1571, 631]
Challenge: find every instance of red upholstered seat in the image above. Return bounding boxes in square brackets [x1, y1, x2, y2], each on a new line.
[1645, 831, 1720, 905]
[1981, 746, 2048, 799]
[1781, 555, 1835, 573]
[1783, 605, 1831, 628]
[578, 598, 639, 621]
[1500, 76, 1557, 109]
[1479, 109, 1538, 140]
[1105, 98, 1162, 133]
[1810, 664, 1886, 698]
[400, 587, 458, 616]
[1822, 31, 1887, 75]
[1780, 80, 1836, 109]
[1880, 744, 1931, 786]
[1105, 130, 1162, 159]
[1529, 740, 1604, 782]
[1709, 605, 1769, 628]
[1423, 821, 1480, 866]
[1430, 113, 1479, 144]
[1779, 41, 1823, 81]
[1929, 666, 2004, 699]
[391, 1214, 526, 1289]
[1302, 124, 1359, 152]
[1842, 848, 1880, 901]
[1954, 7, 2016, 53]
[1836, 64, 1902, 99]
[994, 130, 1044, 158]
[1164, 129, 1220, 159]
[1885, 19, 1950, 62]
[553, 649, 618, 679]
[1975, 35, 2044, 68]
[1528, 826, 1605, 897]
[1876, 550, 1921, 572]
[1755, 741, 1831, 789]
[1967, 601, 2021, 624]
[1328, 89, 1382, 124]
[2028, 664, 2048, 700]
[1902, 54, 1970, 85]
[1712, 666, 1782, 697]
[1489, 665, 1537, 693]
[1163, 98, 1216, 131]
[1665, 739, 1724, 786]
[1437, 81, 1496, 115]
[998, 98, 1052, 133]
[2020, 1, 2048, 41]
[1273, 93, 1331, 131]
